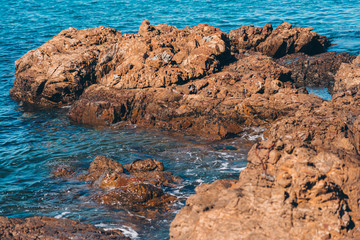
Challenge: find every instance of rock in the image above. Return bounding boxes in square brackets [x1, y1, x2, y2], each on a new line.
[81, 156, 180, 208]
[11, 21, 329, 109]
[10, 27, 120, 107]
[333, 54, 360, 93]
[69, 51, 317, 139]
[11, 21, 336, 140]
[124, 158, 164, 172]
[52, 165, 75, 178]
[0, 216, 128, 240]
[230, 22, 329, 58]
[11, 20, 232, 107]
[275, 52, 356, 91]
[81, 155, 124, 181]
[97, 183, 177, 208]
[170, 90, 360, 239]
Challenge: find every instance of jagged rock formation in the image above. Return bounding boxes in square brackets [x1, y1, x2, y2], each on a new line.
[170, 55, 360, 239]
[78, 156, 181, 209]
[10, 20, 360, 239]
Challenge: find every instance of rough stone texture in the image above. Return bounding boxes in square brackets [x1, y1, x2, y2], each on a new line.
[334, 54, 360, 93]
[0, 216, 128, 240]
[84, 155, 124, 181]
[10, 26, 120, 107]
[69, 51, 325, 139]
[11, 20, 329, 109]
[52, 165, 75, 178]
[124, 158, 164, 172]
[229, 22, 329, 58]
[80, 156, 180, 209]
[276, 51, 356, 91]
[10, 20, 231, 107]
[170, 88, 360, 239]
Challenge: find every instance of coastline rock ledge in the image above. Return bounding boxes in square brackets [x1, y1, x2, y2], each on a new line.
[9, 20, 360, 239]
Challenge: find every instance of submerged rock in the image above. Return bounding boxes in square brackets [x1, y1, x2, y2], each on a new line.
[52, 165, 75, 178]
[0, 216, 128, 240]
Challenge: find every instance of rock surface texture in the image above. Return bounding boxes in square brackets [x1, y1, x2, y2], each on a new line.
[170, 56, 360, 239]
[0, 216, 128, 240]
[11, 20, 331, 140]
[79, 156, 180, 209]
[10, 20, 360, 239]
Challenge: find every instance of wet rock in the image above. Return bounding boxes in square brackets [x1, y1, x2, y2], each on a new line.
[82, 155, 124, 181]
[230, 22, 329, 58]
[97, 183, 177, 208]
[333, 54, 360, 93]
[81, 156, 180, 209]
[0, 216, 128, 240]
[52, 165, 75, 178]
[124, 158, 164, 172]
[275, 51, 356, 91]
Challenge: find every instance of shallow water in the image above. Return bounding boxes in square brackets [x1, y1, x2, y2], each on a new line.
[1, 0, 359, 239]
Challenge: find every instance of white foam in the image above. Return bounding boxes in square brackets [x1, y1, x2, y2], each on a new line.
[96, 223, 139, 239]
[195, 178, 204, 184]
[232, 167, 246, 172]
[54, 211, 71, 219]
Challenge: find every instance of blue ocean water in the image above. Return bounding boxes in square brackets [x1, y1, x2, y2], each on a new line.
[1, 0, 360, 239]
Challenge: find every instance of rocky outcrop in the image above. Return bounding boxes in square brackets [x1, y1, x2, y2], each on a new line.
[79, 156, 180, 209]
[229, 22, 330, 58]
[68, 51, 326, 139]
[10, 20, 232, 107]
[170, 71, 360, 239]
[12, 20, 360, 239]
[275, 51, 355, 91]
[10, 27, 120, 107]
[11, 20, 328, 110]
[0, 216, 128, 240]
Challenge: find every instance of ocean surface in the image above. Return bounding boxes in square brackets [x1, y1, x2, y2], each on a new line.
[1, 0, 359, 239]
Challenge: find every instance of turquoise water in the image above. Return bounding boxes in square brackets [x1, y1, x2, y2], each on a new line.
[1, 0, 359, 239]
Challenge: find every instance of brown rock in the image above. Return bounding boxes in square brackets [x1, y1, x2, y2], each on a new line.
[170, 89, 360, 239]
[52, 165, 75, 178]
[124, 158, 164, 172]
[0, 216, 128, 240]
[11, 21, 232, 107]
[80, 156, 180, 209]
[97, 183, 177, 208]
[69, 51, 313, 139]
[82, 155, 124, 181]
[10, 27, 120, 107]
[230, 22, 329, 58]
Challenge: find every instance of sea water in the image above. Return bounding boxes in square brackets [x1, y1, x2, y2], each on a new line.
[1, 0, 360, 239]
